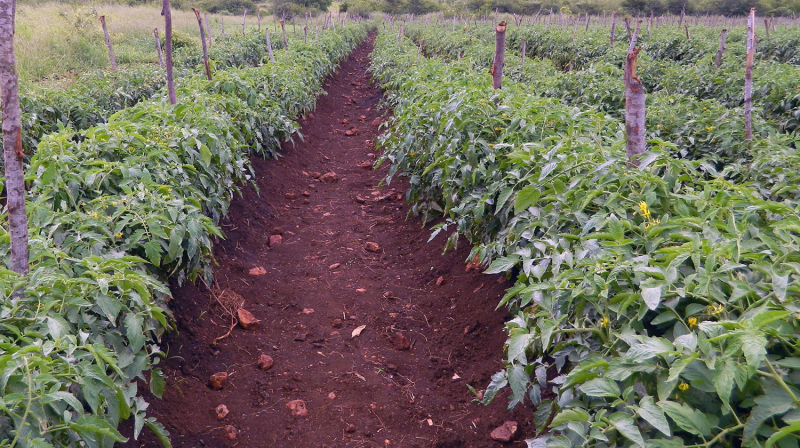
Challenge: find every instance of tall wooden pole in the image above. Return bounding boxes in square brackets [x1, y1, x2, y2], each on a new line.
[193, 8, 211, 80]
[0, 0, 30, 281]
[520, 39, 526, 68]
[161, 0, 176, 104]
[610, 12, 617, 46]
[154, 28, 164, 65]
[491, 21, 506, 89]
[265, 28, 275, 62]
[280, 19, 288, 49]
[745, 8, 755, 141]
[242, 9, 246, 36]
[624, 21, 645, 164]
[257, 8, 261, 32]
[99, 15, 117, 71]
[715, 28, 727, 68]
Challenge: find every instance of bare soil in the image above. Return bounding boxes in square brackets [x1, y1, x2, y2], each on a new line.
[123, 34, 532, 448]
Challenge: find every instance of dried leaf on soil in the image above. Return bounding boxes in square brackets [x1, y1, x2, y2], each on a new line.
[351, 325, 366, 338]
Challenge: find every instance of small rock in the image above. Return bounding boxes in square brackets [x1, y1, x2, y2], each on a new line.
[365, 242, 380, 252]
[356, 288, 367, 293]
[294, 333, 308, 342]
[257, 354, 274, 371]
[208, 372, 228, 390]
[320, 172, 339, 183]
[360, 115, 367, 120]
[345, 423, 357, 433]
[302, 191, 311, 197]
[371, 118, 382, 126]
[332, 318, 343, 328]
[303, 198, 310, 204]
[328, 392, 336, 400]
[392, 332, 411, 351]
[344, 128, 361, 136]
[224, 425, 238, 440]
[490, 421, 518, 443]
[286, 399, 308, 416]
[436, 276, 445, 286]
[358, 161, 373, 169]
[215, 404, 229, 419]
[302, 308, 315, 314]
[237, 308, 259, 330]
[329, 263, 341, 270]
[269, 234, 283, 247]
[249, 266, 267, 276]
[310, 172, 322, 179]
[285, 192, 298, 200]
[354, 195, 366, 204]
[272, 227, 284, 235]
[342, 118, 350, 125]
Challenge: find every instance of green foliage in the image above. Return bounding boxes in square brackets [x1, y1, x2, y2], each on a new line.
[1, 22, 371, 447]
[371, 26, 800, 448]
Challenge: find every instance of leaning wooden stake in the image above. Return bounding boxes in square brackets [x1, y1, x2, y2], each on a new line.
[624, 21, 645, 164]
[745, 8, 755, 141]
[265, 28, 275, 62]
[280, 19, 288, 49]
[99, 16, 117, 71]
[520, 39, 526, 68]
[491, 21, 506, 89]
[161, 0, 176, 104]
[715, 28, 727, 68]
[684, 24, 690, 40]
[193, 8, 211, 80]
[154, 28, 164, 65]
[0, 0, 30, 282]
[610, 12, 617, 46]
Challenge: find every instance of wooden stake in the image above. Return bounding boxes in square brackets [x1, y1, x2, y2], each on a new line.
[257, 9, 261, 32]
[398, 23, 404, 43]
[221, 17, 225, 37]
[242, 9, 246, 36]
[745, 8, 755, 141]
[161, 0, 176, 104]
[304, 25, 307, 43]
[0, 0, 30, 281]
[624, 17, 631, 42]
[684, 24, 690, 40]
[491, 21, 506, 90]
[193, 8, 211, 80]
[280, 19, 288, 49]
[610, 12, 617, 46]
[624, 21, 645, 164]
[764, 18, 770, 38]
[715, 28, 727, 68]
[154, 28, 164, 66]
[265, 28, 275, 62]
[678, 3, 685, 28]
[99, 16, 117, 71]
[521, 39, 526, 68]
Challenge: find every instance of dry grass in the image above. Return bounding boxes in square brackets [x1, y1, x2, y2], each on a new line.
[15, 2, 278, 82]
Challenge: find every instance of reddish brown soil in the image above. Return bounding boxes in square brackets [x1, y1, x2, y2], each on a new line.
[124, 34, 532, 448]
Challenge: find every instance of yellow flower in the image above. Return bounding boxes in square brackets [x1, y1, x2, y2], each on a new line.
[678, 382, 689, 392]
[92, 212, 98, 219]
[112, 202, 117, 206]
[688, 317, 698, 328]
[115, 232, 123, 239]
[706, 126, 715, 131]
[600, 317, 610, 328]
[638, 201, 652, 219]
[707, 304, 724, 315]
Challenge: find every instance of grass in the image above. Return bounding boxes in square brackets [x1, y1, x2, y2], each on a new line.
[15, 3, 282, 82]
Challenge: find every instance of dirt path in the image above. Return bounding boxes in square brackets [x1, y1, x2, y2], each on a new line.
[127, 34, 531, 448]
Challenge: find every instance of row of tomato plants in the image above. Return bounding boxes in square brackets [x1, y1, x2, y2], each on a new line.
[371, 30, 800, 448]
[0, 23, 369, 448]
[5, 29, 300, 158]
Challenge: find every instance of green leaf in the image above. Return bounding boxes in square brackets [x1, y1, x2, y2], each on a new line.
[150, 368, 166, 399]
[145, 419, 173, 448]
[495, 187, 514, 214]
[607, 215, 624, 241]
[144, 240, 162, 266]
[125, 313, 145, 353]
[739, 330, 768, 370]
[638, 396, 671, 437]
[772, 273, 788, 301]
[608, 413, 645, 448]
[70, 415, 128, 442]
[713, 358, 736, 408]
[508, 364, 530, 404]
[199, 145, 212, 167]
[514, 185, 541, 214]
[550, 408, 590, 427]
[484, 256, 520, 275]
[659, 400, 711, 437]
[765, 421, 800, 448]
[744, 392, 796, 441]
[579, 377, 619, 398]
[641, 286, 662, 310]
[481, 370, 508, 404]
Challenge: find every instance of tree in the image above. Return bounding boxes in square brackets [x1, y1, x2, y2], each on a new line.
[0, 0, 30, 280]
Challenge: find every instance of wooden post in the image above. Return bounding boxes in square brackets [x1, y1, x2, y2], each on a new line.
[398, 23, 404, 42]
[624, 17, 631, 42]
[715, 28, 727, 68]
[585, 13, 590, 32]
[417, 39, 423, 60]
[678, 3, 685, 28]
[154, 28, 164, 65]
[764, 18, 770, 38]
[521, 39, 526, 68]
[647, 11, 653, 36]
[624, 21, 645, 164]
[684, 24, 690, 40]
[192, 8, 211, 80]
[303, 25, 307, 43]
[265, 28, 275, 62]
[491, 21, 506, 89]
[0, 0, 29, 282]
[161, 0, 176, 104]
[242, 9, 246, 36]
[610, 12, 617, 46]
[257, 8, 261, 32]
[745, 8, 755, 141]
[99, 16, 117, 71]
[221, 17, 225, 37]
[280, 19, 288, 49]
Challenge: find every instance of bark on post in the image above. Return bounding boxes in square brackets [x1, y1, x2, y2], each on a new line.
[242, 9, 246, 36]
[764, 18, 770, 38]
[161, 0, 176, 104]
[715, 28, 727, 68]
[256, 8, 261, 32]
[745, 8, 755, 141]
[265, 28, 275, 62]
[99, 16, 117, 71]
[684, 24, 690, 40]
[491, 21, 506, 90]
[192, 8, 211, 80]
[585, 13, 590, 32]
[520, 39, 526, 68]
[0, 0, 30, 280]
[398, 23, 404, 43]
[280, 19, 288, 49]
[221, 17, 225, 37]
[678, 3, 685, 28]
[610, 12, 617, 46]
[624, 17, 631, 42]
[417, 39, 423, 60]
[624, 21, 645, 164]
[303, 25, 307, 43]
[154, 28, 164, 65]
